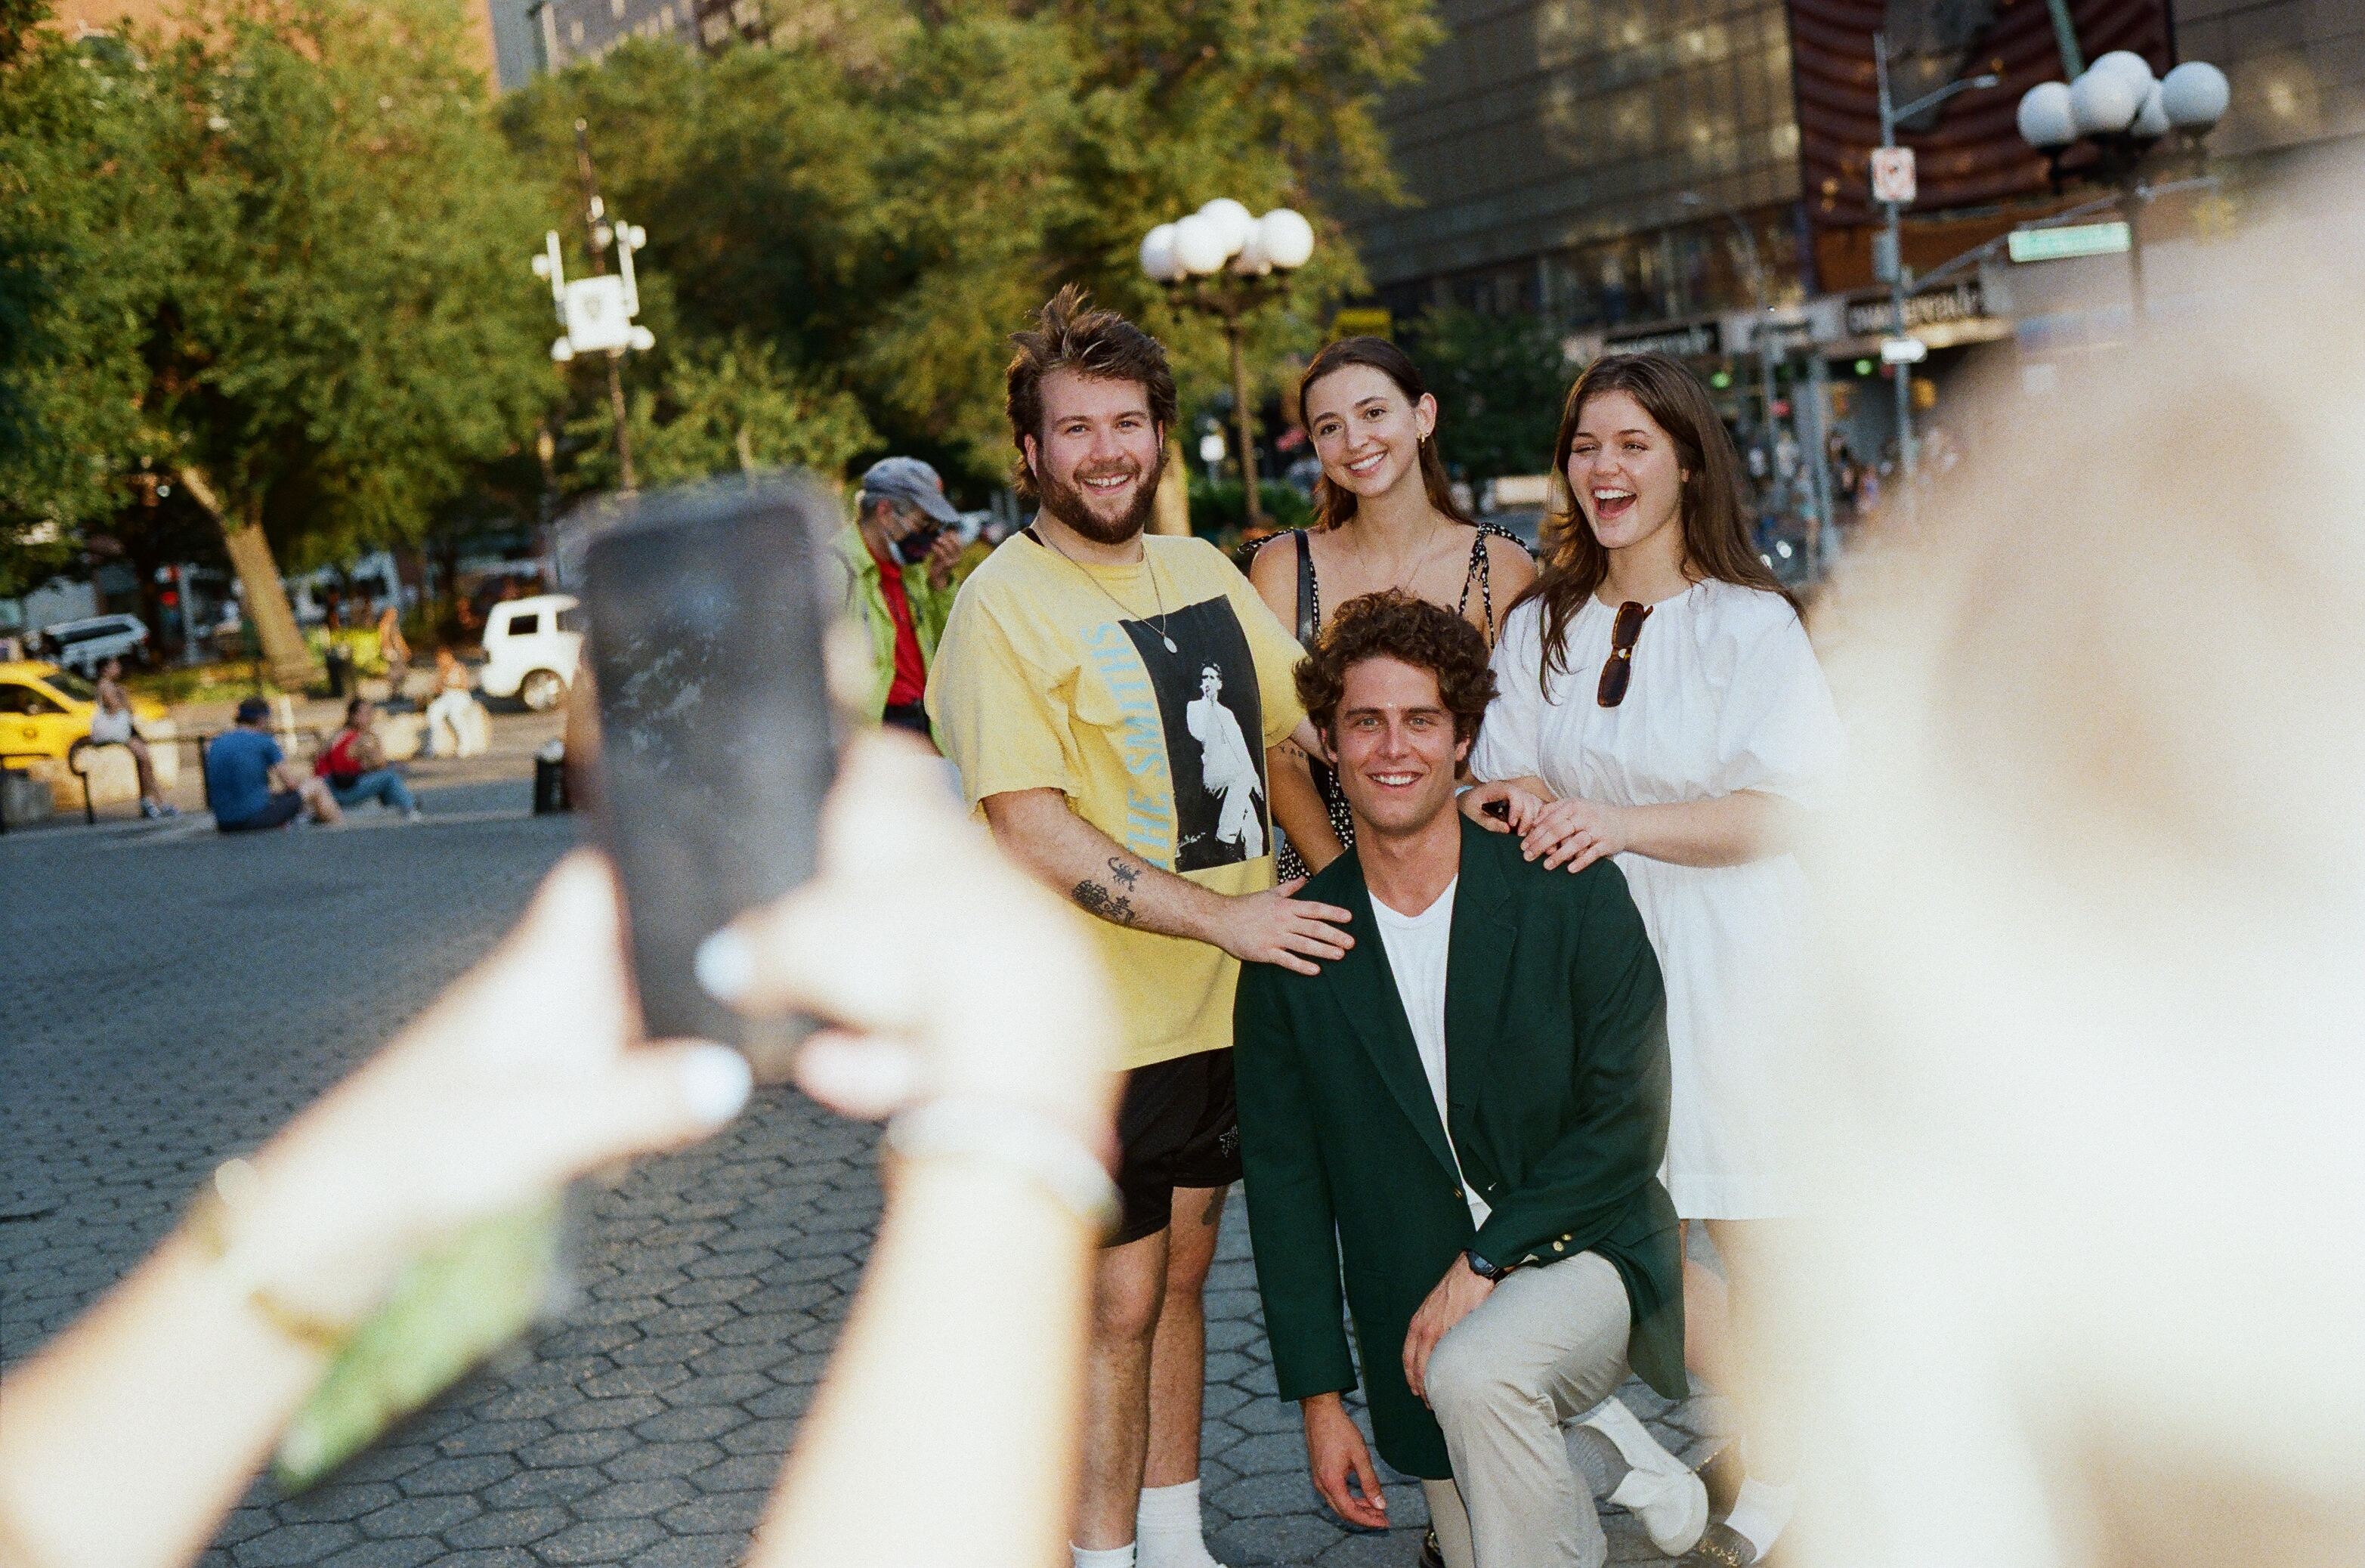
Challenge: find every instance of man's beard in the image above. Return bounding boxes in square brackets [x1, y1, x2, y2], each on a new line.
[1037, 449, 1164, 546]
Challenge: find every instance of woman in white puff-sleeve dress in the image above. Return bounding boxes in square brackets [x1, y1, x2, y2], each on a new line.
[1463, 354, 1841, 1568]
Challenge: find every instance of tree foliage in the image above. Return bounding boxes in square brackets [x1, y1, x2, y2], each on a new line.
[2, 0, 555, 592]
[6, 0, 1448, 608]
[1408, 306, 1576, 482]
[504, 0, 1443, 492]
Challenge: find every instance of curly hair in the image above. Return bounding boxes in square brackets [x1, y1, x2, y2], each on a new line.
[1004, 284, 1179, 500]
[1295, 592, 1498, 745]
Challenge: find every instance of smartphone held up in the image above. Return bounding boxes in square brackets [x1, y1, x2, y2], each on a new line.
[271, 476, 846, 1492]
[579, 475, 843, 1062]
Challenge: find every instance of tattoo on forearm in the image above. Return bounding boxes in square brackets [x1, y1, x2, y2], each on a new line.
[1199, 1186, 1228, 1226]
[1073, 880, 1137, 926]
[1106, 855, 1140, 889]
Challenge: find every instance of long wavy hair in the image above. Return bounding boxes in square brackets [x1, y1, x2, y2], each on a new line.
[1297, 337, 1473, 533]
[1516, 352, 1795, 684]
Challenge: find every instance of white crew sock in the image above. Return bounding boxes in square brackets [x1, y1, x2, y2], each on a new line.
[1136, 1480, 1226, 1568]
[1072, 1544, 1136, 1568]
[1722, 1477, 1798, 1560]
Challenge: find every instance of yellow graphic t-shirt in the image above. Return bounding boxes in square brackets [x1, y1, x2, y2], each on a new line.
[926, 530, 1309, 1072]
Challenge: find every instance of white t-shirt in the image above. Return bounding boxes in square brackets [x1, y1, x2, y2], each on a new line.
[1369, 877, 1491, 1229]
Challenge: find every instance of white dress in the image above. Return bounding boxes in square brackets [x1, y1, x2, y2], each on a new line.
[1470, 579, 1844, 1219]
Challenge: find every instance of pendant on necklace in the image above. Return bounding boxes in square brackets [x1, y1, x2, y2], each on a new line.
[1162, 636, 1178, 653]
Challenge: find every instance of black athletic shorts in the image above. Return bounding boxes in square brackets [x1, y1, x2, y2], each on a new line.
[217, 793, 303, 833]
[1108, 1047, 1242, 1248]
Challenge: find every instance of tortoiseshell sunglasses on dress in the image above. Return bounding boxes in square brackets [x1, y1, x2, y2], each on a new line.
[1597, 600, 1652, 708]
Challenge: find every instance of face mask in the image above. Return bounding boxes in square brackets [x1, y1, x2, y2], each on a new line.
[892, 524, 943, 568]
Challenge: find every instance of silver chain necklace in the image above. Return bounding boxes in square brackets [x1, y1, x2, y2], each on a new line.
[1040, 529, 1179, 652]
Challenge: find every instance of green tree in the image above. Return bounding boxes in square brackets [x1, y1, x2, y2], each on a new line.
[502, 0, 1445, 493]
[0, 19, 178, 597]
[2, 1, 556, 681]
[1408, 306, 1575, 481]
[570, 333, 879, 491]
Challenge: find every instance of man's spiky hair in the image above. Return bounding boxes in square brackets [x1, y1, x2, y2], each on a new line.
[1004, 284, 1179, 499]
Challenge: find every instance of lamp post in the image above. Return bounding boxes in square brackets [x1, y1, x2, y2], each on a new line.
[1875, 36, 2001, 530]
[1139, 200, 1318, 533]
[532, 120, 657, 493]
[2014, 54, 2231, 318]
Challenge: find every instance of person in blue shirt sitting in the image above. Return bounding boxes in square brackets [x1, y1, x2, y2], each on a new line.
[206, 697, 342, 833]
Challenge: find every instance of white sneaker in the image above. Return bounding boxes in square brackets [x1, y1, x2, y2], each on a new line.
[1580, 1398, 1708, 1557]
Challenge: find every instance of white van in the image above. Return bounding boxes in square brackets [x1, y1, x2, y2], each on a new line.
[478, 594, 582, 712]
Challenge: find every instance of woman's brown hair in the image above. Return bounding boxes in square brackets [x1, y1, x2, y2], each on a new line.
[1296, 337, 1473, 533]
[1516, 352, 1796, 685]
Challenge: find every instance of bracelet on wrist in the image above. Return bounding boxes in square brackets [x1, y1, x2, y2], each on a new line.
[885, 1099, 1118, 1237]
[184, 1158, 367, 1353]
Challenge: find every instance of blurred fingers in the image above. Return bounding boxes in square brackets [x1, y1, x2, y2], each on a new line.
[536, 1041, 751, 1177]
[793, 1029, 926, 1119]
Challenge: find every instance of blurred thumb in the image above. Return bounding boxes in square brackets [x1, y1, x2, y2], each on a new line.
[546, 1042, 751, 1177]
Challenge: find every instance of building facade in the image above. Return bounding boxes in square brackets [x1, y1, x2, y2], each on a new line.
[525, 0, 771, 72]
[1342, 0, 2346, 530]
[1353, 0, 1811, 339]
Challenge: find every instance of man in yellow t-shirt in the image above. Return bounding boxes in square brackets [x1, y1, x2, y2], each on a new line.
[927, 286, 1349, 1568]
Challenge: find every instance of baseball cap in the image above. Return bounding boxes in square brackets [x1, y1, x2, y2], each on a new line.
[236, 696, 270, 723]
[858, 456, 961, 527]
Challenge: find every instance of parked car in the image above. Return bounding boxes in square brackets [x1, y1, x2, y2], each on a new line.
[478, 594, 583, 713]
[37, 613, 149, 675]
[0, 659, 178, 773]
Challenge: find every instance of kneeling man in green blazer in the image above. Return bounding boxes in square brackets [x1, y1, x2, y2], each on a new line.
[1235, 593, 1700, 1568]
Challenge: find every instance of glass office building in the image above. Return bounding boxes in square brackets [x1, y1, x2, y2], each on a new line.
[1349, 0, 1812, 338]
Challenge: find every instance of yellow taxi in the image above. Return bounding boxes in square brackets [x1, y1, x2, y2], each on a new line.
[0, 660, 178, 773]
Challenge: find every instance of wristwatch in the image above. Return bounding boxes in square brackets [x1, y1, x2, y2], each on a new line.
[1464, 1249, 1515, 1282]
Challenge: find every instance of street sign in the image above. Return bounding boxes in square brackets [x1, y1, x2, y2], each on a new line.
[1880, 336, 1929, 365]
[1872, 147, 1917, 205]
[2008, 221, 2132, 263]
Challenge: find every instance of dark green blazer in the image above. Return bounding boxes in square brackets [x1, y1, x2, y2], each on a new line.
[1233, 817, 1686, 1480]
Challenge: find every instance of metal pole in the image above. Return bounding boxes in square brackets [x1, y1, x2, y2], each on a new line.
[574, 120, 636, 493]
[1805, 352, 1836, 574]
[2125, 184, 2147, 320]
[1877, 34, 1917, 528]
[1226, 308, 1264, 531]
[2042, 0, 2085, 77]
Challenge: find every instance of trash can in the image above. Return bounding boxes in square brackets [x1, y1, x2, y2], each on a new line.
[533, 738, 570, 815]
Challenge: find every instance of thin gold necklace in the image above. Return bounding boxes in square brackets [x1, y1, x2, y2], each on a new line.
[1040, 529, 1178, 652]
[1351, 515, 1454, 598]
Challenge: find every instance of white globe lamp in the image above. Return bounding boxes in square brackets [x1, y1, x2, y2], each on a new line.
[2129, 82, 2172, 140]
[2161, 60, 2231, 130]
[1229, 227, 1272, 277]
[1139, 224, 1180, 282]
[2088, 50, 2157, 93]
[2017, 81, 2079, 148]
[1170, 213, 1229, 277]
[1196, 198, 1255, 259]
[1257, 208, 1316, 271]
[2071, 66, 2145, 136]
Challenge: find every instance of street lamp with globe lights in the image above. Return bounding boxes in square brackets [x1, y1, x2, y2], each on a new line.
[1139, 199, 1317, 533]
[529, 120, 657, 493]
[2016, 52, 2231, 314]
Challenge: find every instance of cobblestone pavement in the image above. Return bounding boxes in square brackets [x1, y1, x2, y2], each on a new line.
[2, 727, 1728, 1567]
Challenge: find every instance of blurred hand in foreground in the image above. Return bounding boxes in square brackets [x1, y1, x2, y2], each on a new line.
[697, 731, 1119, 1152]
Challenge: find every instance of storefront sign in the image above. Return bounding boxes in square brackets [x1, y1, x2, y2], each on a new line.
[1605, 320, 1723, 359]
[1847, 280, 1987, 336]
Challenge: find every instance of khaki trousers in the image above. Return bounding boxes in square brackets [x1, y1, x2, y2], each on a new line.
[1418, 1251, 1631, 1568]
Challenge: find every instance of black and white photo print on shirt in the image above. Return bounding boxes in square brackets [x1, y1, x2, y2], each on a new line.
[1122, 596, 1269, 873]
